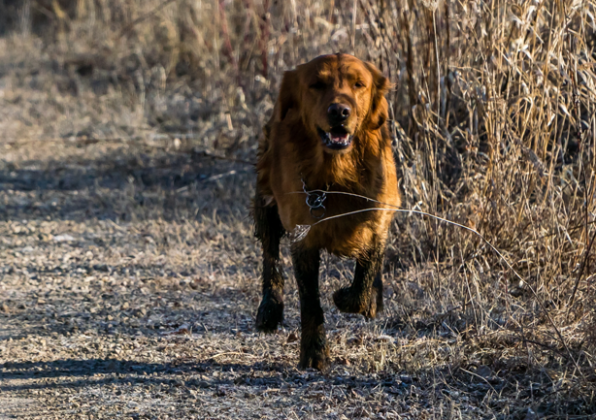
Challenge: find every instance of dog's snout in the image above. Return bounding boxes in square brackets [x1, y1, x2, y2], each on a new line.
[327, 103, 351, 124]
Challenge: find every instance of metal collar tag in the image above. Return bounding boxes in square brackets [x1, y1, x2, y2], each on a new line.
[301, 177, 327, 219]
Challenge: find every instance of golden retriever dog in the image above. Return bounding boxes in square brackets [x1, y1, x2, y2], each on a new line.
[254, 53, 400, 370]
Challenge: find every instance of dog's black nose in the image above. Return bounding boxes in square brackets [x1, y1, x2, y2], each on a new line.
[327, 103, 351, 124]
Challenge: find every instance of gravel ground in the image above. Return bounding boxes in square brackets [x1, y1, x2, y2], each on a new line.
[0, 138, 423, 420]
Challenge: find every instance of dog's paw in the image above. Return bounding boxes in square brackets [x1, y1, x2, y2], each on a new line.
[333, 286, 369, 314]
[298, 337, 330, 371]
[333, 287, 381, 319]
[362, 297, 379, 319]
[256, 290, 284, 332]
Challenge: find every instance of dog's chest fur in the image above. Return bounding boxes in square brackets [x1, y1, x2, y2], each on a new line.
[263, 122, 399, 257]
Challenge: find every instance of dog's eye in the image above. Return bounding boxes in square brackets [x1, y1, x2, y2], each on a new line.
[309, 81, 326, 90]
[354, 81, 365, 88]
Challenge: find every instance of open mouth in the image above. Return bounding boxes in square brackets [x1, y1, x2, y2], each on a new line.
[317, 126, 353, 150]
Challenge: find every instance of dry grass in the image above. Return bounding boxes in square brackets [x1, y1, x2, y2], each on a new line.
[0, 0, 595, 419]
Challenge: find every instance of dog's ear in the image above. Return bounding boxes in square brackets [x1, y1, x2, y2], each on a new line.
[274, 70, 299, 122]
[365, 62, 390, 130]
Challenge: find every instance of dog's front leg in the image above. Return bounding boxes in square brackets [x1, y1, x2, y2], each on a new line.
[292, 244, 329, 370]
[333, 243, 384, 319]
[255, 191, 285, 332]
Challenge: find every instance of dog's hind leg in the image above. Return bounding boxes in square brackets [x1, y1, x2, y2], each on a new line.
[332, 242, 384, 319]
[292, 245, 329, 370]
[370, 269, 384, 316]
[255, 190, 285, 332]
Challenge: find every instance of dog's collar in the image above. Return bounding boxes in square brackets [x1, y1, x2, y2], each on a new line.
[301, 176, 331, 219]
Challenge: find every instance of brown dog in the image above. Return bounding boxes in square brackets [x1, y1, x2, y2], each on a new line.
[254, 53, 400, 370]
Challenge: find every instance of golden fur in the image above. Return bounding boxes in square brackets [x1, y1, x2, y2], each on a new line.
[257, 53, 400, 257]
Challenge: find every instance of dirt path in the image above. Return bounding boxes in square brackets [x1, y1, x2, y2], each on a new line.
[0, 139, 421, 419]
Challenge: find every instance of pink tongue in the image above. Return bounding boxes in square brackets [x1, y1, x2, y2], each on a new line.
[330, 133, 348, 142]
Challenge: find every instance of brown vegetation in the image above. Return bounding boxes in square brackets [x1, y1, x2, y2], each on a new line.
[0, 0, 595, 418]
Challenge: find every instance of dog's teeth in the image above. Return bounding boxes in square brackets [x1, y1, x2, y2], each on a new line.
[320, 128, 351, 149]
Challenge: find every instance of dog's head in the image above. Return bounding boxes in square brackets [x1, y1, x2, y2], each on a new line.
[274, 53, 390, 154]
